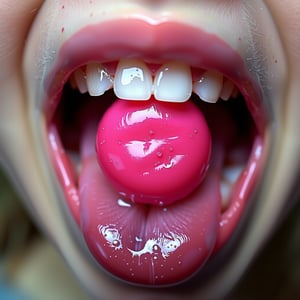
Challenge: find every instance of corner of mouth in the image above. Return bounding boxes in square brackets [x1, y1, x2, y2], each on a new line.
[42, 18, 268, 287]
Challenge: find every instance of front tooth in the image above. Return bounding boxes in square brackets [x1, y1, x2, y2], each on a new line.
[154, 61, 192, 102]
[114, 59, 152, 100]
[73, 68, 88, 94]
[193, 70, 223, 103]
[86, 63, 113, 96]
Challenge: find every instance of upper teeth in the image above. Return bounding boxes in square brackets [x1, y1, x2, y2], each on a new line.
[114, 59, 152, 101]
[70, 59, 238, 103]
[73, 68, 88, 94]
[86, 63, 113, 97]
[154, 61, 192, 102]
[193, 70, 223, 103]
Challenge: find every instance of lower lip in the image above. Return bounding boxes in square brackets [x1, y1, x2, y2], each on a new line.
[46, 19, 266, 286]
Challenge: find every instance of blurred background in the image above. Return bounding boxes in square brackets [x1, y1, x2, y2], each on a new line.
[0, 170, 88, 300]
[0, 168, 300, 300]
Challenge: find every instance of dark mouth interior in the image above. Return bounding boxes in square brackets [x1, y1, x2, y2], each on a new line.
[48, 71, 259, 286]
[53, 80, 256, 196]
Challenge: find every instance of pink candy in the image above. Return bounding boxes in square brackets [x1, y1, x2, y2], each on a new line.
[96, 98, 211, 206]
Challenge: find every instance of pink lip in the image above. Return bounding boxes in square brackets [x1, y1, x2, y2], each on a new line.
[45, 19, 266, 286]
[45, 19, 265, 131]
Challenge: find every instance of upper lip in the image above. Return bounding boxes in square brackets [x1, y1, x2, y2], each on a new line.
[43, 19, 266, 132]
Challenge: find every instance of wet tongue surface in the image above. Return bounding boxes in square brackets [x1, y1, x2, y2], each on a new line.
[79, 98, 223, 286]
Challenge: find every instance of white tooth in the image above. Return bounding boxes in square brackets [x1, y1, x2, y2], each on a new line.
[154, 61, 192, 102]
[69, 75, 77, 89]
[73, 68, 88, 94]
[222, 165, 244, 184]
[231, 87, 240, 99]
[193, 70, 223, 103]
[220, 181, 231, 211]
[114, 59, 152, 100]
[220, 78, 234, 101]
[86, 63, 113, 96]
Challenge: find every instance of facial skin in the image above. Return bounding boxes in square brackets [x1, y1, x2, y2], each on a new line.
[0, 1, 300, 299]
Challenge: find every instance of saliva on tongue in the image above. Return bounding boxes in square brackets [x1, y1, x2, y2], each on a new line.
[79, 96, 221, 286]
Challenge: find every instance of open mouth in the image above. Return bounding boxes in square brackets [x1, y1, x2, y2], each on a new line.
[45, 20, 266, 286]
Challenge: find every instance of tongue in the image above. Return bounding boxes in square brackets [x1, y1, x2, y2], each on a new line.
[79, 98, 222, 286]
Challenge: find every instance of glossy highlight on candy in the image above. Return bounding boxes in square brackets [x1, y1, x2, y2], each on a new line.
[96, 97, 212, 206]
